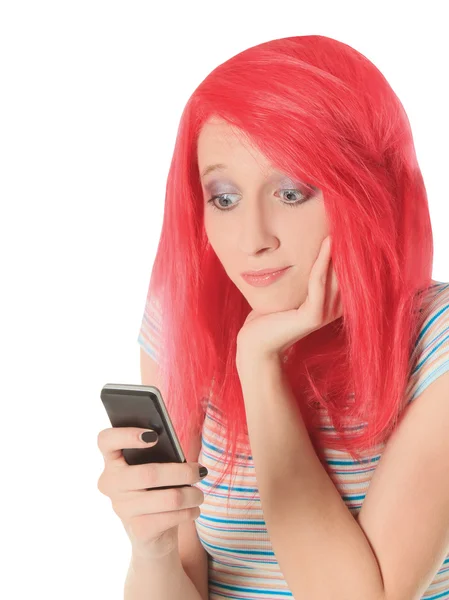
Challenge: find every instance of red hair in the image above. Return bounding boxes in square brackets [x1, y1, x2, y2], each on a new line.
[146, 35, 433, 502]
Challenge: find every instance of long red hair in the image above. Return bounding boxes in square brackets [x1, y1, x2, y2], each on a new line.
[145, 35, 433, 500]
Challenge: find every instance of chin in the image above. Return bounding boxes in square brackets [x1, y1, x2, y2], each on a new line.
[247, 293, 306, 315]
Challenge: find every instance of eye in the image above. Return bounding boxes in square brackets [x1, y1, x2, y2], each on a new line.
[206, 193, 239, 212]
[206, 186, 316, 213]
[276, 189, 309, 206]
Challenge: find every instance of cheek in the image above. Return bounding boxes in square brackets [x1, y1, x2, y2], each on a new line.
[205, 213, 231, 245]
[204, 218, 231, 261]
[286, 207, 328, 249]
[204, 211, 218, 239]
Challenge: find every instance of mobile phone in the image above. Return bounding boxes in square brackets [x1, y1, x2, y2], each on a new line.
[100, 383, 190, 490]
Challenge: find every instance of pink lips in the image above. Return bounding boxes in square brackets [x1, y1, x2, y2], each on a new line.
[241, 266, 292, 287]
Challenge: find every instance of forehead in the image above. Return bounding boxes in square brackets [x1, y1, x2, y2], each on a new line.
[197, 117, 273, 176]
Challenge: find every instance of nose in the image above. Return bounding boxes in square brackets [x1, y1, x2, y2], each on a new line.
[237, 198, 279, 255]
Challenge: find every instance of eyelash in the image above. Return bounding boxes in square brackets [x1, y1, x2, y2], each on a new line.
[206, 188, 314, 213]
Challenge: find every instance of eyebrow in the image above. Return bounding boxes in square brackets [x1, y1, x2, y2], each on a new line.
[200, 163, 227, 179]
[199, 163, 303, 185]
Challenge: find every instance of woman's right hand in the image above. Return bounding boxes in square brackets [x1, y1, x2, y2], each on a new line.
[97, 426, 207, 559]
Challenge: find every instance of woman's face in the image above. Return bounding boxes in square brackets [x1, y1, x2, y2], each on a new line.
[197, 117, 330, 314]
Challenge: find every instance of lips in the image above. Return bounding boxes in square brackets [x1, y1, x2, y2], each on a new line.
[241, 266, 292, 287]
[241, 266, 291, 276]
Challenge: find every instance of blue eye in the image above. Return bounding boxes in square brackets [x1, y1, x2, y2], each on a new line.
[206, 193, 239, 212]
[277, 189, 308, 205]
[206, 187, 315, 213]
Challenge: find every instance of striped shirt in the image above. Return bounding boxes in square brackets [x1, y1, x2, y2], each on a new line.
[138, 279, 449, 599]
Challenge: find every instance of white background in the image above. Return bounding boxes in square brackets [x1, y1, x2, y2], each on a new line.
[1, 1, 448, 598]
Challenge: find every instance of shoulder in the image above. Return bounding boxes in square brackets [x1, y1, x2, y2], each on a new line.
[406, 280, 449, 404]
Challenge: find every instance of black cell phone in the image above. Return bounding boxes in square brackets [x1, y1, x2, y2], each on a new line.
[100, 383, 190, 490]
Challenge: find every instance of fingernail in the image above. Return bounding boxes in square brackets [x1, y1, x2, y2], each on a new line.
[140, 430, 158, 443]
[199, 465, 208, 478]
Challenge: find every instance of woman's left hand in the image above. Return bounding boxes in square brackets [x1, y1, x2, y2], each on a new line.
[236, 236, 343, 365]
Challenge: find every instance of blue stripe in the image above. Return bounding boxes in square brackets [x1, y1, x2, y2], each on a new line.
[212, 581, 293, 596]
[202, 539, 276, 557]
[415, 297, 449, 345]
[200, 514, 266, 526]
[137, 335, 158, 362]
[412, 330, 449, 373]
[409, 360, 449, 403]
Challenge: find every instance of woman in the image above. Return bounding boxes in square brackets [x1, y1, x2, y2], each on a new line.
[104, 34, 449, 599]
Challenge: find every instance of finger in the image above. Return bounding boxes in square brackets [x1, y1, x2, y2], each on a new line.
[329, 258, 339, 302]
[323, 264, 342, 322]
[321, 246, 339, 314]
[116, 460, 201, 493]
[114, 485, 205, 520]
[308, 236, 332, 308]
[97, 427, 158, 464]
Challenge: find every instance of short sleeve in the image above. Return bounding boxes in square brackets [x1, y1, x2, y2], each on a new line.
[406, 282, 449, 404]
[137, 293, 164, 364]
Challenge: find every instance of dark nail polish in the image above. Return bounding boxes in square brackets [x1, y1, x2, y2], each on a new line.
[140, 430, 158, 443]
[199, 465, 208, 478]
